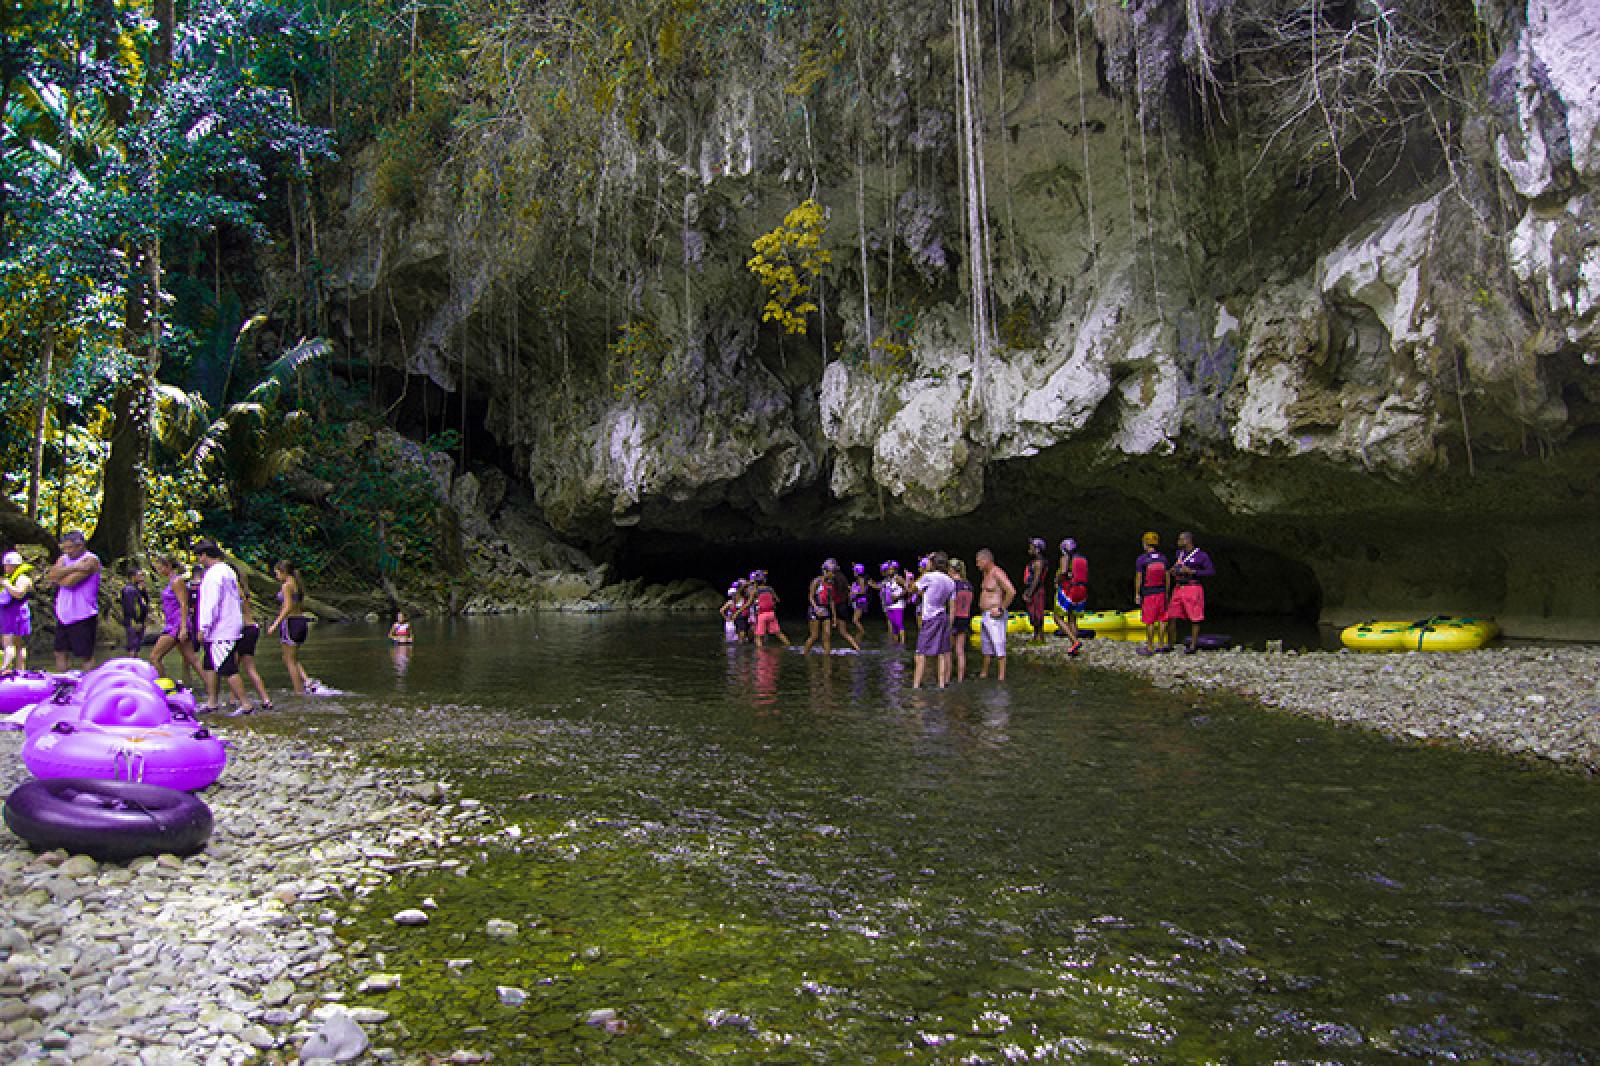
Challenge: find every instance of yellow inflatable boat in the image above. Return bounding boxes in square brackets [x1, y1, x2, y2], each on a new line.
[1340, 617, 1499, 652]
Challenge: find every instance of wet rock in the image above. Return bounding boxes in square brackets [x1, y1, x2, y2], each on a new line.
[496, 985, 527, 1007]
[485, 919, 517, 938]
[299, 1011, 368, 1062]
[392, 909, 429, 927]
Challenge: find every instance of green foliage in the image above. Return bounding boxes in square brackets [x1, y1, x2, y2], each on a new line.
[747, 199, 832, 335]
[607, 319, 671, 400]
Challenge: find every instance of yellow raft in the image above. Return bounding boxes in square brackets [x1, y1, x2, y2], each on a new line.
[1340, 616, 1500, 652]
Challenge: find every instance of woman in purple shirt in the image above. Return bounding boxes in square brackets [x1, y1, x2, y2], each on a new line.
[148, 555, 202, 680]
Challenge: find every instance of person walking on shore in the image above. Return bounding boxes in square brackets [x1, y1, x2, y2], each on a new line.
[270, 560, 311, 695]
[1, 550, 35, 671]
[47, 531, 101, 671]
[1134, 533, 1169, 656]
[976, 548, 1016, 681]
[120, 568, 150, 655]
[1052, 538, 1088, 656]
[1167, 531, 1215, 654]
[149, 555, 202, 679]
[194, 540, 254, 714]
[1022, 538, 1051, 643]
[236, 591, 274, 710]
[913, 551, 955, 689]
[948, 558, 974, 683]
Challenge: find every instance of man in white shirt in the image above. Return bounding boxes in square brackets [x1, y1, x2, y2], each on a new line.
[194, 540, 255, 715]
[913, 551, 956, 690]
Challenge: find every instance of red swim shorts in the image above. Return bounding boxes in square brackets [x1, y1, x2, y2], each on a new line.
[1166, 585, 1205, 622]
[755, 611, 780, 636]
[1140, 594, 1168, 626]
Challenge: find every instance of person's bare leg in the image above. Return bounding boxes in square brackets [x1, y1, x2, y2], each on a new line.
[912, 654, 926, 689]
[227, 673, 252, 709]
[243, 657, 270, 704]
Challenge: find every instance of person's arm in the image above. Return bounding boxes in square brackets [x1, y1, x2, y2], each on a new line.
[1192, 551, 1216, 580]
[49, 555, 99, 587]
[269, 582, 291, 630]
[174, 579, 192, 638]
[1134, 562, 1143, 603]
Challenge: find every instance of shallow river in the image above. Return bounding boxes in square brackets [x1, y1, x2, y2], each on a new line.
[284, 614, 1600, 1063]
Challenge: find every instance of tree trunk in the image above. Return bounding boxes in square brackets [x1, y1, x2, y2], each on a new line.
[27, 325, 54, 520]
[87, 0, 174, 564]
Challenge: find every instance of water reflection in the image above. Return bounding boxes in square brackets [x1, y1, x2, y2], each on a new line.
[297, 615, 1600, 1063]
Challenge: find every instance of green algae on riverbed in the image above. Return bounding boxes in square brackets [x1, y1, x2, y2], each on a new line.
[290, 616, 1600, 1062]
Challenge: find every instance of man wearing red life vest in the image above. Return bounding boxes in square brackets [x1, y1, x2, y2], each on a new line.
[1052, 538, 1088, 656]
[1133, 532, 1169, 656]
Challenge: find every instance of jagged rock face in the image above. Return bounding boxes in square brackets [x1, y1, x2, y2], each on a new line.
[319, 0, 1600, 635]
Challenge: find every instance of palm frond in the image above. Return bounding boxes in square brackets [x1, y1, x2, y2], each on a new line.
[152, 384, 211, 452]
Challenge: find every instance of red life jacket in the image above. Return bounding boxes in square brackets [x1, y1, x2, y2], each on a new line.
[1061, 554, 1088, 598]
[1139, 553, 1167, 596]
[757, 589, 777, 613]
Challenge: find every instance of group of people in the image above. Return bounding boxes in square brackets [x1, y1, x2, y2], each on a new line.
[0, 532, 313, 713]
[718, 529, 1218, 686]
[719, 548, 1026, 690]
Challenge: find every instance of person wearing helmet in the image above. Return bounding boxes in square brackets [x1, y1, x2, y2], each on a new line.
[1, 549, 35, 671]
[803, 559, 860, 654]
[876, 561, 909, 646]
[1052, 538, 1088, 656]
[847, 563, 871, 641]
[750, 570, 791, 648]
[1022, 538, 1051, 643]
[720, 581, 743, 642]
[1133, 532, 1170, 655]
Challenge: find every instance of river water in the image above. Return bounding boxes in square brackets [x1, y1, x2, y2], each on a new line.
[285, 614, 1600, 1063]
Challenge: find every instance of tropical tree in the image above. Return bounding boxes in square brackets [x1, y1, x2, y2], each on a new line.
[155, 335, 333, 515]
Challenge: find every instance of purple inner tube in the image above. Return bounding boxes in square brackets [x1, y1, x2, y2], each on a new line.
[3, 777, 213, 861]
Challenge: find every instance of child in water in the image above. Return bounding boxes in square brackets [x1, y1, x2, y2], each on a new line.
[848, 563, 871, 641]
[389, 611, 414, 645]
[878, 561, 908, 646]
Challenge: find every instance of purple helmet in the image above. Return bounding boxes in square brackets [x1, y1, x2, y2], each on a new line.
[1060, 538, 1077, 553]
[852, 563, 866, 576]
[1029, 537, 1047, 554]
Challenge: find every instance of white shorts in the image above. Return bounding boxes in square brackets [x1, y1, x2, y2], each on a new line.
[980, 613, 1007, 657]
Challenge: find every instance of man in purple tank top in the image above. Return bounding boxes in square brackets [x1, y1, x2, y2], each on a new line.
[47, 531, 102, 670]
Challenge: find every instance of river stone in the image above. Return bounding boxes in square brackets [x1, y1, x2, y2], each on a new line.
[261, 979, 295, 1007]
[392, 909, 429, 926]
[357, 974, 401, 993]
[60, 854, 98, 878]
[347, 1006, 390, 1024]
[496, 985, 527, 1006]
[299, 1012, 368, 1062]
[485, 919, 518, 938]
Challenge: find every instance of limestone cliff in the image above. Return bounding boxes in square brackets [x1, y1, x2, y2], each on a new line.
[314, 0, 1600, 635]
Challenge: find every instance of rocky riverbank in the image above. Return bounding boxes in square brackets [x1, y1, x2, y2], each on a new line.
[0, 725, 486, 1065]
[1019, 638, 1600, 770]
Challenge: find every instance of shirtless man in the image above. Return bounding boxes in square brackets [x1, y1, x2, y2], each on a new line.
[975, 548, 1017, 681]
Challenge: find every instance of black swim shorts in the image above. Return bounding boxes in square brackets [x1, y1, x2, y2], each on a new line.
[53, 616, 97, 660]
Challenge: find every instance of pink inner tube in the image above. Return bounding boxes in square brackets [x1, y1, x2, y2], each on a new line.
[0, 672, 67, 715]
[25, 679, 172, 737]
[86, 657, 161, 684]
[23, 720, 228, 791]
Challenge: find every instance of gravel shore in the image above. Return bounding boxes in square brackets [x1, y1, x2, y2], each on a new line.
[0, 722, 485, 1065]
[1018, 637, 1600, 770]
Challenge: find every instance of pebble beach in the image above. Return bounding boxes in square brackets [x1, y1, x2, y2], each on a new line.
[0, 722, 485, 1066]
[1021, 638, 1600, 770]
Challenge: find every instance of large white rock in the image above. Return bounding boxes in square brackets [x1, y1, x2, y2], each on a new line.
[1525, 0, 1600, 180]
[1318, 192, 1443, 351]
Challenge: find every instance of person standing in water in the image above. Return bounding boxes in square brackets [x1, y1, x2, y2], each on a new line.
[0, 550, 35, 671]
[1166, 531, 1215, 654]
[912, 551, 955, 689]
[1052, 538, 1088, 656]
[389, 611, 414, 644]
[848, 564, 872, 642]
[1133, 532, 1170, 656]
[1021, 538, 1051, 643]
[149, 555, 202, 679]
[270, 559, 311, 694]
[47, 531, 101, 671]
[878, 561, 909, 646]
[119, 567, 150, 655]
[948, 558, 974, 683]
[750, 571, 791, 648]
[975, 548, 1016, 680]
[193, 540, 254, 715]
